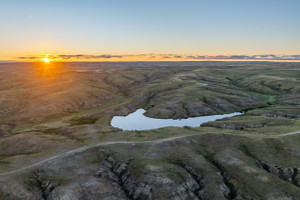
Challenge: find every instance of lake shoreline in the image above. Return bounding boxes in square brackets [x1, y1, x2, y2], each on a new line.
[111, 108, 243, 131]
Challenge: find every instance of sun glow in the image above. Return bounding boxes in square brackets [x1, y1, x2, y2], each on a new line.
[43, 58, 50, 63]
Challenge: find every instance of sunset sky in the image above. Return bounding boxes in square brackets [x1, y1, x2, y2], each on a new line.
[1, 0, 300, 61]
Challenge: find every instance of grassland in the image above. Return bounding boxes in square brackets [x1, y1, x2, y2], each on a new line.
[0, 61, 300, 199]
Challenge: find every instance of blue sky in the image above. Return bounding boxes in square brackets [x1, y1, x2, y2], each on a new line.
[0, 0, 299, 60]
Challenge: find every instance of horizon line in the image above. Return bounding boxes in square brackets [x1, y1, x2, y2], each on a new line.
[1, 60, 300, 63]
[8, 53, 300, 63]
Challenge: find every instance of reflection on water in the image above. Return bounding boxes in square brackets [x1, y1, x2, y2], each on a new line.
[111, 109, 243, 131]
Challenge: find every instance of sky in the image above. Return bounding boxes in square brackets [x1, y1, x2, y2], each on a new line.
[0, 0, 300, 61]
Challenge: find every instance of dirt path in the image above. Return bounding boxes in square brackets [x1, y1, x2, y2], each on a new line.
[0, 134, 198, 177]
[276, 130, 300, 137]
[1, 129, 300, 177]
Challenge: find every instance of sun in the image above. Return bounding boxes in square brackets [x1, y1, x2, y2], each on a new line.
[43, 58, 50, 63]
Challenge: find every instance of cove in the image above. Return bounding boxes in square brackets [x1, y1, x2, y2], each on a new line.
[111, 109, 243, 131]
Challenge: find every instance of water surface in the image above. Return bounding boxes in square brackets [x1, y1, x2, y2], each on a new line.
[111, 109, 242, 131]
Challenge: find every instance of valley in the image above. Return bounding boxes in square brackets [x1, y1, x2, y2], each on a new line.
[0, 61, 300, 199]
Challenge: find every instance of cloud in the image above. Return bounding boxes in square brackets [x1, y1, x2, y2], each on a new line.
[57, 54, 123, 59]
[26, 15, 33, 20]
[18, 54, 123, 60]
[182, 54, 300, 60]
[174, 55, 182, 58]
[18, 56, 39, 59]
[17, 54, 300, 61]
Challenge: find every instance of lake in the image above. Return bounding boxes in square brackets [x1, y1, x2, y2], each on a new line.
[111, 109, 242, 131]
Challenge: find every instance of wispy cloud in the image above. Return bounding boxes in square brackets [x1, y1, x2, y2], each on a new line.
[26, 15, 33, 20]
[57, 54, 122, 59]
[17, 54, 300, 61]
